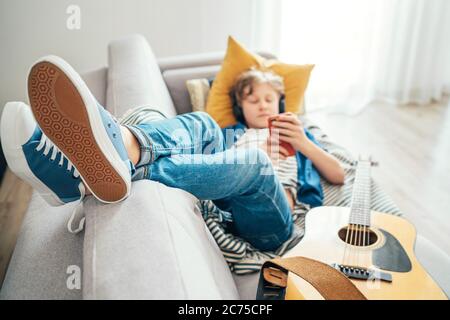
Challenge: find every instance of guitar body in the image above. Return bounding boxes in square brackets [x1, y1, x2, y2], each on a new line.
[283, 206, 447, 300]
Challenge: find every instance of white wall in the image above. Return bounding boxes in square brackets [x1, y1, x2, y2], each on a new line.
[0, 0, 277, 109]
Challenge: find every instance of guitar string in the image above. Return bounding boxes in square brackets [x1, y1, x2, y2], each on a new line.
[349, 168, 359, 266]
[345, 190, 357, 266]
[364, 168, 370, 269]
[358, 163, 365, 268]
[358, 223, 363, 267]
[355, 162, 364, 267]
[349, 223, 355, 266]
[358, 223, 361, 267]
[353, 161, 368, 268]
[363, 221, 367, 268]
[361, 180, 367, 268]
[343, 223, 350, 265]
[343, 199, 354, 266]
[365, 168, 370, 266]
[353, 184, 361, 267]
[354, 223, 358, 267]
[354, 163, 362, 267]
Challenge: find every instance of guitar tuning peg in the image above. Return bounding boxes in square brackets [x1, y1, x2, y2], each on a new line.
[371, 160, 379, 167]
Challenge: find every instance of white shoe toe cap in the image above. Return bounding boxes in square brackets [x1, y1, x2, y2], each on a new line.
[1, 101, 37, 150]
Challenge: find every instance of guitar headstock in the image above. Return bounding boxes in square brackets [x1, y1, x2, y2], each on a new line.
[357, 155, 379, 167]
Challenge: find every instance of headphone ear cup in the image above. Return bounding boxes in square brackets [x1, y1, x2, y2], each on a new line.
[231, 94, 246, 124]
[279, 94, 286, 114]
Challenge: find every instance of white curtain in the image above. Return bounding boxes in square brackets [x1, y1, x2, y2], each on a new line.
[275, 0, 450, 114]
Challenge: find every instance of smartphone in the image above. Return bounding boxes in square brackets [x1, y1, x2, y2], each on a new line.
[268, 114, 296, 157]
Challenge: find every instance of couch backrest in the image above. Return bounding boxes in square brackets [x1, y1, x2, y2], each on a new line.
[158, 51, 277, 115]
[84, 34, 277, 118]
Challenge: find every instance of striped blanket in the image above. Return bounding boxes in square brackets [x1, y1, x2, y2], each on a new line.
[196, 116, 402, 275]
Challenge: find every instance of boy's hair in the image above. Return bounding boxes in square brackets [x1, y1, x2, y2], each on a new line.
[230, 68, 285, 107]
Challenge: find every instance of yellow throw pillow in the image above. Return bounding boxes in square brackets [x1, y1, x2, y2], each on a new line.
[206, 36, 314, 128]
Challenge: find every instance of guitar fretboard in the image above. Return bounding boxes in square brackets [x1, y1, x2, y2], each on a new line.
[349, 160, 372, 226]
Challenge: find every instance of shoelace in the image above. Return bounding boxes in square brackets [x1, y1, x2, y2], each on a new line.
[35, 133, 80, 178]
[67, 195, 86, 234]
[67, 182, 87, 234]
[35, 133, 86, 234]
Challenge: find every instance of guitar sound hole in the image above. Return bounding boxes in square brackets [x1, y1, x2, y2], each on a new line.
[338, 225, 378, 246]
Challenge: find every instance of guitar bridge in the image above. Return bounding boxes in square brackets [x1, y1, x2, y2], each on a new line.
[331, 263, 392, 283]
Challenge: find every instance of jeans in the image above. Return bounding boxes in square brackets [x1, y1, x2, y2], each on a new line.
[125, 111, 293, 251]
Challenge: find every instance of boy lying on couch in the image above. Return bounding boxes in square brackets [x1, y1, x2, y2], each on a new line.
[1, 56, 343, 252]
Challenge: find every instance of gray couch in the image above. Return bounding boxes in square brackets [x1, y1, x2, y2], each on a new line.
[1, 35, 449, 300]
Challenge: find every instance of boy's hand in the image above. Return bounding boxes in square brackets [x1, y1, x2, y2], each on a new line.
[259, 135, 291, 161]
[270, 112, 309, 152]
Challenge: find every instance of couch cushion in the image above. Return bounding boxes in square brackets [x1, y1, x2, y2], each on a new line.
[0, 192, 83, 299]
[106, 34, 177, 118]
[162, 65, 220, 115]
[186, 78, 211, 112]
[233, 273, 260, 300]
[415, 234, 450, 297]
[83, 180, 239, 299]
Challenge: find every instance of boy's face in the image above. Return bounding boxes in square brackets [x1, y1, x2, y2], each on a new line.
[241, 82, 280, 129]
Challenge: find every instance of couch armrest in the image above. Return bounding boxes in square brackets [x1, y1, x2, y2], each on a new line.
[106, 34, 178, 118]
[82, 180, 239, 299]
[81, 67, 107, 107]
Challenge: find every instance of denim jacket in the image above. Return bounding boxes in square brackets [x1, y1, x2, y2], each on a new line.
[221, 122, 324, 207]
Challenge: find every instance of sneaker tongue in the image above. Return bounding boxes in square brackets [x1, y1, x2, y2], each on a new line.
[28, 125, 43, 144]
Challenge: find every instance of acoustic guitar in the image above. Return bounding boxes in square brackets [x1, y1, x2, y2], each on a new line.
[283, 157, 447, 300]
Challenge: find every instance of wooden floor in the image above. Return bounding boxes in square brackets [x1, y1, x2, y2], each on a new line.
[0, 169, 32, 288]
[307, 98, 450, 255]
[0, 98, 449, 288]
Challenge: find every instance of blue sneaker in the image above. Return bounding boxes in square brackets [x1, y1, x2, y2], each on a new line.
[1, 102, 85, 206]
[27, 55, 133, 203]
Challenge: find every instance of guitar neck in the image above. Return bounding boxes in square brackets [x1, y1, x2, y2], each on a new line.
[349, 160, 372, 227]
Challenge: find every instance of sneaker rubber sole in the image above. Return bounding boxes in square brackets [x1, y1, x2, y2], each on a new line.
[28, 57, 130, 203]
